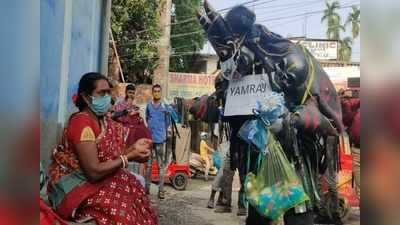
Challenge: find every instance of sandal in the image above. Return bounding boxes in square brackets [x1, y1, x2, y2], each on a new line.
[158, 190, 165, 200]
[207, 200, 214, 209]
[214, 205, 232, 213]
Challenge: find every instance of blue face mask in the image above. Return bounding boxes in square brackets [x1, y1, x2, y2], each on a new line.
[89, 95, 112, 116]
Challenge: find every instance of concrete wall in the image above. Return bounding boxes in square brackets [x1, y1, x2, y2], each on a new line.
[205, 56, 219, 74]
[191, 54, 219, 74]
[40, 0, 111, 166]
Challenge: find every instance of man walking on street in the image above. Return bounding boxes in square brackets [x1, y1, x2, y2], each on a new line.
[214, 150, 247, 216]
[145, 84, 171, 199]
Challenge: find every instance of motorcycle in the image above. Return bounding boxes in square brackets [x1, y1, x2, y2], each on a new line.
[189, 153, 218, 179]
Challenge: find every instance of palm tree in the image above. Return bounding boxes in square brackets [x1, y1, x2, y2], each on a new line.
[321, 0, 344, 40]
[326, 17, 346, 40]
[345, 6, 360, 39]
[338, 37, 353, 62]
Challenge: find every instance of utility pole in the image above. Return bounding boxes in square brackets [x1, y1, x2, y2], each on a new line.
[303, 12, 308, 38]
[153, 0, 172, 99]
[110, 29, 125, 83]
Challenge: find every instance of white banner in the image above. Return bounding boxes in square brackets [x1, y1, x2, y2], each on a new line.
[300, 40, 338, 60]
[224, 74, 272, 116]
[290, 39, 338, 60]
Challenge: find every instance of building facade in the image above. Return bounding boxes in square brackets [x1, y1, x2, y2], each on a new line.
[40, 0, 111, 165]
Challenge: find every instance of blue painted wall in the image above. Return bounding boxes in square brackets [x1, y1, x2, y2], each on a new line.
[40, 0, 110, 164]
[0, 1, 39, 122]
[40, 0, 65, 121]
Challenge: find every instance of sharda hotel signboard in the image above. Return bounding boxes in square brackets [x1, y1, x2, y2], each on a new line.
[168, 72, 217, 99]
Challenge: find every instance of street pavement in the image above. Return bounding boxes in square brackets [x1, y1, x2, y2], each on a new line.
[68, 172, 360, 225]
[151, 172, 360, 225]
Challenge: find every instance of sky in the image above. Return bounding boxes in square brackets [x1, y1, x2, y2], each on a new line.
[202, 0, 360, 62]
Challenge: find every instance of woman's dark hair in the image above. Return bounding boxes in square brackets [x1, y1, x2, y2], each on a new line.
[126, 84, 136, 92]
[75, 72, 109, 111]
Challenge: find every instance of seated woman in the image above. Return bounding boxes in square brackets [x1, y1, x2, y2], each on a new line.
[47, 73, 158, 225]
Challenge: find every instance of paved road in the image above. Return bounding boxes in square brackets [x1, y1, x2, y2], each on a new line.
[151, 177, 246, 225]
[151, 173, 360, 225]
[68, 173, 360, 225]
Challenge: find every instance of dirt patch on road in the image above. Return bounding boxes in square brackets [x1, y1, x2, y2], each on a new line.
[153, 194, 213, 225]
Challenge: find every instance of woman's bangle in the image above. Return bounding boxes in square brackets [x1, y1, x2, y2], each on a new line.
[123, 155, 129, 168]
[120, 155, 126, 168]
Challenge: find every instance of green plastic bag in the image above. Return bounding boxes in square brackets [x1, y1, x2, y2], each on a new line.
[245, 132, 309, 221]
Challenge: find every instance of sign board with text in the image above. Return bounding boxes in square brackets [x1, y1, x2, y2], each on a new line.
[168, 72, 217, 99]
[291, 39, 338, 60]
[224, 74, 272, 116]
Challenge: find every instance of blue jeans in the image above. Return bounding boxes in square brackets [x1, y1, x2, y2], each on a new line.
[127, 162, 144, 187]
[128, 161, 141, 174]
[145, 142, 169, 192]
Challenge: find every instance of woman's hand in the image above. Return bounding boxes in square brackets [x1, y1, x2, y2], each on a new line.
[126, 138, 152, 163]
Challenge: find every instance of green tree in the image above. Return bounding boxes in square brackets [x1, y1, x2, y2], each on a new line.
[321, 0, 344, 40]
[321, 1, 355, 61]
[345, 6, 360, 39]
[170, 0, 206, 72]
[338, 37, 353, 62]
[111, 0, 161, 83]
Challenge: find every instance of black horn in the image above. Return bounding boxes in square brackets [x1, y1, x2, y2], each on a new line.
[204, 0, 219, 22]
[196, 10, 210, 31]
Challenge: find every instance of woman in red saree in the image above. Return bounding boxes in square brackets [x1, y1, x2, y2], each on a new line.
[47, 73, 158, 225]
[113, 84, 151, 147]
